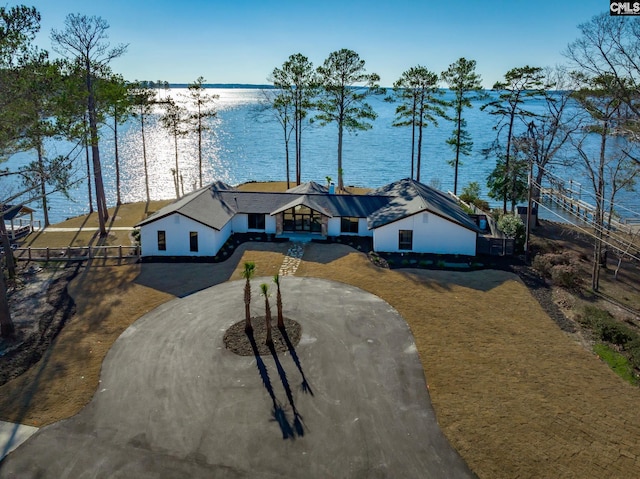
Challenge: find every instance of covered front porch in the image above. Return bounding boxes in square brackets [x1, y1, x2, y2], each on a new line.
[271, 200, 331, 239]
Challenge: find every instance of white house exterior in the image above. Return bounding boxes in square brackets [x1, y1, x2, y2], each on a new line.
[139, 213, 232, 257]
[136, 179, 481, 259]
[372, 212, 477, 255]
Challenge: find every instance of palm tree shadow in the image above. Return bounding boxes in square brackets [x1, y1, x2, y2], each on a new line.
[246, 330, 294, 440]
[268, 342, 306, 438]
[279, 326, 314, 396]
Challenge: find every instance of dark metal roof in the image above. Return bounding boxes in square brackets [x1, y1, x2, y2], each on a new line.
[136, 179, 479, 233]
[1, 204, 34, 221]
[136, 184, 236, 230]
[285, 181, 329, 194]
[368, 178, 480, 231]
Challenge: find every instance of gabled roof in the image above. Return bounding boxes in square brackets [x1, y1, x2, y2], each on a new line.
[1, 204, 35, 221]
[136, 183, 237, 230]
[286, 181, 328, 194]
[136, 179, 479, 234]
[270, 195, 334, 217]
[367, 178, 480, 232]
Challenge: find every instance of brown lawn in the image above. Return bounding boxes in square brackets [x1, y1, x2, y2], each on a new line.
[2, 188, 640, 478]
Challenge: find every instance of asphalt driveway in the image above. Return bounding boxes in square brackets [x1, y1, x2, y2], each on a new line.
[0, 277, 476, 478]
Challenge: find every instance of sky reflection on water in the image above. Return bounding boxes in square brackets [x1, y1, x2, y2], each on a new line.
[2, 88, 638, 225]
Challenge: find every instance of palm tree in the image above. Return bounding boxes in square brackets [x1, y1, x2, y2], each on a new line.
[260, 283, 273, 346]
[242, 261, 256, 332]
[273, 274, 284, 329]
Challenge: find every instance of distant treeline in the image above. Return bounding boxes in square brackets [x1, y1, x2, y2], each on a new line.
[139, 81, 274, 89]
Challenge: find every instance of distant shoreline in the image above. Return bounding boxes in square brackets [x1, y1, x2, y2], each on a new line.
[165, 83, 274, 89]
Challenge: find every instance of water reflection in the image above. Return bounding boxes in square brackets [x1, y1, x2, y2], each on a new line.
[1, 88, 638, 224]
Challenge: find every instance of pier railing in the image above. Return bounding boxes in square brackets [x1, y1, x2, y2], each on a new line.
[540, 186, 637, 234]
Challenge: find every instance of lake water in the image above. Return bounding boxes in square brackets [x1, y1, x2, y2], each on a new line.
[3, 87, 639, 225]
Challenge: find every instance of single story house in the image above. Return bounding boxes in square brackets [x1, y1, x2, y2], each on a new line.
[135, 178, 481, 258]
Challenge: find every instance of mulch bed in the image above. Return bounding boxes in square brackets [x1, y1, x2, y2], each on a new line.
[223, 316, 301, 356]
[509, 263, 577, 333]
[0, 265, 79, 386]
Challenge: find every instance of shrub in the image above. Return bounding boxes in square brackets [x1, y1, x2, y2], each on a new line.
[550, 263, 581, 289]
[459, 181, 481, 204]
[625, 338, 640, 370]
[459, 182, 490, 212]
[460, 204, 474, 214]
[532, 254, 552, 277]
[532, 253, 576, 280]
[473, 198, 490, 211]
[580, 306, 636, 346]
[497, 213, 524, 239]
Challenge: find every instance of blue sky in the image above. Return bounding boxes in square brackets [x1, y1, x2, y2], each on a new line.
[23, 0, 608, 88]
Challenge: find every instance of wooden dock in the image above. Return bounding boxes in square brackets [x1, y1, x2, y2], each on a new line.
[539, 187, 639, 234]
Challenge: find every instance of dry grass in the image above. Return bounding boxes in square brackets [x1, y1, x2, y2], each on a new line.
[295, 244, 640, 479]
[236, 180, 371, 194]
[52, 200, 172, 228]
[0, 242, 288, 428]
[4, 185, 640, 478]
[21, 201, 172, 249]
[0, 265, 173, 426]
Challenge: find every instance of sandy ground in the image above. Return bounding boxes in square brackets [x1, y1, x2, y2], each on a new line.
[1, 241, 639, 478]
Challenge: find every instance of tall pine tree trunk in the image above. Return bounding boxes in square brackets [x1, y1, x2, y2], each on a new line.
[0, 221, 16, 279]
[411, 97, 416, 180]
[173, 131, 180, 198]
[284, 127, 291, 189]
[141, 113, 150, 203]
[416, 107, 424, 182]
[37, 139, 49, 227]
[198, 112, 203, 188]
[592, 128, 607, 292]
[297, 107, 303, 185]
[504, 114, 516, 214]
[337, 123, 344, 192]
[114, 115, 121, 205]
[87, 66, 108, 236]
[84, 113, 94, 214]
[453, 105, 463, 195]
[0, 268, 14, 338]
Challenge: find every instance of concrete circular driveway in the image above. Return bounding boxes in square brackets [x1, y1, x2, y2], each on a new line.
[0, 277, 476, 478]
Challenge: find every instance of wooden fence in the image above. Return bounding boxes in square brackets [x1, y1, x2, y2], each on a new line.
[477, 236, 515, 256]
[12, 245, 140, 263]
